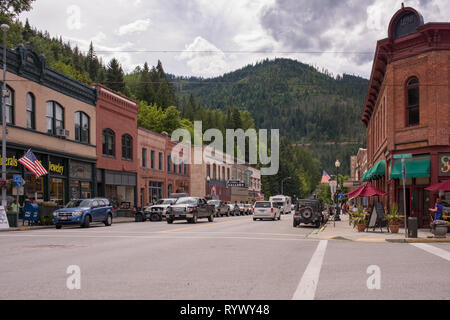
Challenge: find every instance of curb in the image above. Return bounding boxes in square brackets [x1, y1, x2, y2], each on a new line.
[0, 218, 136, 232]
[386, 238, 450, 243]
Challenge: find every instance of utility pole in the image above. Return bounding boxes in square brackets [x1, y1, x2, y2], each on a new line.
[1, 24, 10, 208]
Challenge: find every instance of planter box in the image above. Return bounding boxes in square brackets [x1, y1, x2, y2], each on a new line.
[432, 225, 448, 238]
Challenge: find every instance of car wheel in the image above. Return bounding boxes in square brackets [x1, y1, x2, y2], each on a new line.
[82, 215, 90, 228]
[293, 220, 297, 227]
[227, 210, 230, 217]
[55, 224, 62, 229]
[150, 213, 160, 222]
[167, 218, 173, 224]
[253, 218, 257, 221]
[104, 214, 112, 226]
[208, 214, 214, 222]
[278, 214, 281, 220]
[192, 214, 198, 224]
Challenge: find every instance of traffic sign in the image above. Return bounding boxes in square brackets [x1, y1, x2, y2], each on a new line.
[13, 174, 22, 187]
[394, 154, 412, 159]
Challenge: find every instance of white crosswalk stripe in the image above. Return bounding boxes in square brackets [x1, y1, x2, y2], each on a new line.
[410, 243, 450, 262]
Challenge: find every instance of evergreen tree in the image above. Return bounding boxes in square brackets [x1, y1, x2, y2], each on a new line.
[106, 58, 125, 93]
[87, 42, 99, 82]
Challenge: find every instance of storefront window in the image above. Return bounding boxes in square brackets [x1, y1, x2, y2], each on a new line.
[149, 182, 163, 203]
[25, 175, 44, 202]
[81, 181, 91, 198]
[70, 180, 80, 199]
[50, 178, 65, 205]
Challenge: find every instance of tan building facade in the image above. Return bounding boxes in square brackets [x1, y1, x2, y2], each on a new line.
[0, 44, 98, 206]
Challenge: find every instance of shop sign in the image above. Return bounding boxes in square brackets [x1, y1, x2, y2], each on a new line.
[227, 180, 245, 188]
[0, 156, 18, 167]
[49, 161, 64, 175]
[439, 154, 450, 176]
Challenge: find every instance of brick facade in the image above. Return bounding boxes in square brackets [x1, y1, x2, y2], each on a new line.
[362, 6, 450, 226]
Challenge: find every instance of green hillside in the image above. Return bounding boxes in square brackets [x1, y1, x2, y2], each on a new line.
[170, 58, 369, 174]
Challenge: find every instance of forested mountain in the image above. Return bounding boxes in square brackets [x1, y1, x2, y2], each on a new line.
[170, 59, 369, 174]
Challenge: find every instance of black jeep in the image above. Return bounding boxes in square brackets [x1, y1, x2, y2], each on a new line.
[293, 199, 325, 228]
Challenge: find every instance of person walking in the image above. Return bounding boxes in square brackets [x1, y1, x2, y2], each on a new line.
[429, 197, 444, 221]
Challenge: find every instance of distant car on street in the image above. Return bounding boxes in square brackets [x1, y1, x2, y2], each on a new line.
[269, 195, 292, 214]
[166, 197, 215, 224]
[207, 200, 230, 217]
[293, 199, 326, 228]
[252, 201, 281, 221]
[244, 203, 253, 215]
[53, 198, 113, 229]
[142, 198, 177, 221]
[237, 203, 249, 215]
[227, 203, 240, 216]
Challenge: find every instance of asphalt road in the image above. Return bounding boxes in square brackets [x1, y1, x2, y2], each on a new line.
[0, 213, 448, 300]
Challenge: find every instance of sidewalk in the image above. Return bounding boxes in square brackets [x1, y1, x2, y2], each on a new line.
[307, 214, 450, 243]
[0, 216, 136, 232]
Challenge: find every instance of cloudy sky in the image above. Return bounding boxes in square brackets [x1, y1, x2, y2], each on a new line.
[19, 0, 448, 79]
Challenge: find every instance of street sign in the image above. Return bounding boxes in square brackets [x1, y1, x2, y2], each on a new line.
[394, 154, 412, 159]
[338, 192, 345, 199]
[13, 174, 22, 187]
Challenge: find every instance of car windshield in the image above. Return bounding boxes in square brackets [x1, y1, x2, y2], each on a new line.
[208, 200, 220, 205]
[274, 202, 284, 206]
[65, 200, 92, 208]
[176, 197, 198, 205]
[157, 199, 176, 205]
[255, 202, 271, 208]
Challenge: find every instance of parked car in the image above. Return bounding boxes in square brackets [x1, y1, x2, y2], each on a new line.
[169, 193, 189, 199]
[141, 198, 177, 221]
[237, 203, 248, 215]
[228, 203, 241, 216]
[252, 201, 281, 221]
[244, 203, 253, 215]
[53, 198, 113, 229]
[207, 200, 230, 217]
[166, 197, 215, 224]
[293, 199, 326, 228]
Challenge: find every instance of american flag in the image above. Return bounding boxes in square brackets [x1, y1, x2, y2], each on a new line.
[321, 170, 331, 184]
[18, 149, 48, 178]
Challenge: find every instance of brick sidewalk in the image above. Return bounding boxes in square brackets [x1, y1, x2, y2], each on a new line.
[307, 214, 450, 243]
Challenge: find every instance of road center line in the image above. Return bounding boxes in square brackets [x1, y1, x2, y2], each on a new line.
[410, 243, 450, 262]
[292, 240, 328, 300]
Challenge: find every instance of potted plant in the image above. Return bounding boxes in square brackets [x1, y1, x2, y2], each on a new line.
[352, 206, 366, 232]
[385, 203, 403, 234]
[431, 220, 448, 238]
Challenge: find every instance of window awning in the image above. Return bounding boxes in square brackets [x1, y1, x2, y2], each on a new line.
[362, 160, 385, 182]
[389, 156, 430, 179]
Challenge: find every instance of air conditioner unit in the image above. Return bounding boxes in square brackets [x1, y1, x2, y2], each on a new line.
[56, 128, 70, 137]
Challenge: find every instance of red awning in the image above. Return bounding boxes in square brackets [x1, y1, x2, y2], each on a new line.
[425, 179, 450, 192]
[345, 183, 387, 198]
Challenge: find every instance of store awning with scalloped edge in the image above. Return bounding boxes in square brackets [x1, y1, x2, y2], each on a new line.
[362, 160, 386, 182]
[389, 156, 430, 179]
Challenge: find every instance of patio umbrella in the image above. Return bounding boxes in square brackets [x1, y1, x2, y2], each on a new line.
[425, 179, 450, 192]
[344, 183, 387, 198]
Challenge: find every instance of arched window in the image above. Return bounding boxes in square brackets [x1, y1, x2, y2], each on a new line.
[213, 164, 217, 179]
[26, 92, 35, 129]
[46, 101, 64, 135]
[406, 78, 419, 126]
[206, 164, 211, 178]
[75, 111, 89, 143]
[222, 167, 225, 181]
[1, 85, 14, 125]
[122, 134, 133, 160]
[102, 129, 115, 156]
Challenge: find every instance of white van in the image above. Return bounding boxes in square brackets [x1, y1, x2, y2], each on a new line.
[269, 195, 292, 214]
[253, 201, 281, 221]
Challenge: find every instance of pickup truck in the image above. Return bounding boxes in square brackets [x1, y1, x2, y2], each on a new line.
[166, 197, 215, 224]
[53, 198, 113, 229]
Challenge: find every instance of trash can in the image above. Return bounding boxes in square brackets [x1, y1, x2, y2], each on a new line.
[6, 213, 17, 227]
[408, 217, 418, 238]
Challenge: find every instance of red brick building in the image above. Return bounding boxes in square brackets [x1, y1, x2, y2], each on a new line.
[361, 6, 450, 226]
[94, 84, 138, 209]
[137, 128, 190, 207]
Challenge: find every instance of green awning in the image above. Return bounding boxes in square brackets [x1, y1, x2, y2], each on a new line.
[389, 156, 430, 179]
[362, 160, 385, 182]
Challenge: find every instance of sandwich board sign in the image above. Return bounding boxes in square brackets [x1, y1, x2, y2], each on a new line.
[0, 206, 9, 229]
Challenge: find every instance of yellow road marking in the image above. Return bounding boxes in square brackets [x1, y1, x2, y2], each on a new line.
[157, 218, 249, 233]
[356, 238, 386, 242]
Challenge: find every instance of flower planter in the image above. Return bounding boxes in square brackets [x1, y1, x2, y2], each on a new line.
[357, 224, 366, 232]
[389, 223, 400, 233]
[432, 225, 448, 238]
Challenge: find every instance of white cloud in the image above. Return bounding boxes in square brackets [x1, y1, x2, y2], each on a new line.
[118, 18, 151, 36]
[66, 5, 83, 30]
[178, 36, 228, 77]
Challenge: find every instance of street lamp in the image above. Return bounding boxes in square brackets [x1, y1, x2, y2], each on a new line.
[281, 176, 291, 195]
[206, 176, 211, 198]
[334, 160, 341, 221]
[1, 24, 9, 208]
